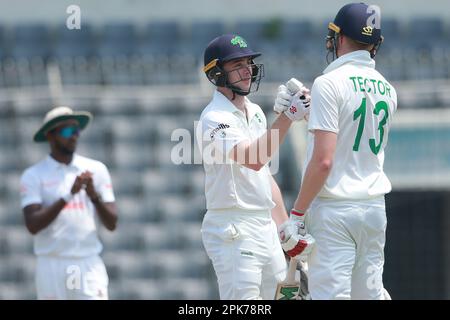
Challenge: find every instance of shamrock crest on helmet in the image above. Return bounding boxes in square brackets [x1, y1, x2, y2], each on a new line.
[230, 36, 248, 48]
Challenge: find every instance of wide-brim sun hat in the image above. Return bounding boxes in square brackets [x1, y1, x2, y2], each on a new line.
[33, 106, 93, 142]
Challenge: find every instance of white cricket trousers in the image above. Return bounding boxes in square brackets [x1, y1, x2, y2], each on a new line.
[305, 196, 388, 300]
[35, 255, 109, 300]
[201, 209, 287, 300]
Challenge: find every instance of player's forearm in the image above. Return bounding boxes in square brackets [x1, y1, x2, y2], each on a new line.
[93, 201, 118, 231]
[293, 160, 332, 213]
[24, 200, 67, 235]
[270, 176, 289, 227]
[237, 113, 292, 170]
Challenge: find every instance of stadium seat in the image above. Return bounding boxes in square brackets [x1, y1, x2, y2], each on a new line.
[280, 20, 318, 52]
[13, 24, 49, 43]
[407, 17, 445, 50]
[145, 21, 181, 46]
[0, 194, 23, 226]
[111, 278, 164, 299]
[11, 24, 50, 60]
[189, 21, 227, 56]
[0, 283, 35, 299]
[186, 169, 204, 195]
[110, 170, 143, 197]
[97, 41, 136, 59]
[143, 169, 173, 195]
[232, 20, 268, 51]
[381, 17, 402, 48]
[164, 277, 213, 299]
[53, 40, 94, 61]
[154, 115, 187, 139]
[0, 24, 5, 46]
[410, 17, 444, 39]
[0, 118, 18, 146]
[153, 144, 179, 169]
[0, 226, 33, 255]
[2, 56, 48, 87]
[177, 222, 203, 249]
[112, 143, 154, 170]
[95, 23, 139, 85]
[102, 250, 158, 282]
[56, 55, 103, 85]
[158, 195, 204, 222]
[99, 223, 142, 252]
[283, 20, 315, 39]
[56, 23, 94, 42]
[80, 118, 111, 145]
[150, 249, 210, 279]
[5, 254, 35, 284]
[115, 194, 153, 223]
[137, 223, 180, 250]
[102, 22, 136, 41]
[98, 98, 141, 116]
[53, 23, 95, 59]
[112, 116, 153, 144]
[0, 149, 21, 173]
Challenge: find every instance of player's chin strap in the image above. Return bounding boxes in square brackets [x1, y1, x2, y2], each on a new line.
[205, 61, 264, 99]
[225, 63, 264, 98]
[227, 83, 251, 97]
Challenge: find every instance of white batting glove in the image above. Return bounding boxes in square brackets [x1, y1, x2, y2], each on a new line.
[278, 209, 315, 261]
[284, 91, 311, 122]
[273, 78, 311, 121]
[289, 208, 307, 236]
[274, 84, 292, 114]
[288, 78, 311, 122]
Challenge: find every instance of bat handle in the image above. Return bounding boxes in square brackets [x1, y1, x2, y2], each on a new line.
[286, 258, 298, 283]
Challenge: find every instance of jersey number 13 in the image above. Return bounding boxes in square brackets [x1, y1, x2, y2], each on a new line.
[352, 97, 389, 155]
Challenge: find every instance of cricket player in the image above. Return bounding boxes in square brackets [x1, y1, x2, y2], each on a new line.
[275, 3, 397, 299]
[196, 34, 315, 300]
[20, 106, 118, 299]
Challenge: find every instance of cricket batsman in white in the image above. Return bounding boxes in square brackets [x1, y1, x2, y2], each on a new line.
[196, 34, 314, 299]
[274, 2, 397, 299]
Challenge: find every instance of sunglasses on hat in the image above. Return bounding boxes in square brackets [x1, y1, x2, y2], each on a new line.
[58, 125, 80, 138]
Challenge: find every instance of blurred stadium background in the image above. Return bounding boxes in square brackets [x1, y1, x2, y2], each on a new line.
[0, 0, 449, 299]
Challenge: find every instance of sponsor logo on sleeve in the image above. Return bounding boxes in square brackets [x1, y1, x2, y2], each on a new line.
[210, 123, 230, 140]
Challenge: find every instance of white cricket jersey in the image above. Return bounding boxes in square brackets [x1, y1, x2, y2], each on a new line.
[196, 90, 275, 211]
[20, 154, 115, 258]
[306, 50, 398, 200]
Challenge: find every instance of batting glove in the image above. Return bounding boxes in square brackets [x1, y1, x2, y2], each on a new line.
[278, 209, 315, 261]
[283, 91, 311, 122]
[289, 208, 307, 236]
[287, 78, 311, 121]
[274, 84, 292, 114]
[273, 79, 311, 121]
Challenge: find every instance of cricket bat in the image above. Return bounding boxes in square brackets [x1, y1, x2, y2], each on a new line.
[274, 258, 300, 300]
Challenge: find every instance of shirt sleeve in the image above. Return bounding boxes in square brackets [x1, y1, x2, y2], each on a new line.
[308, 76, 340, 134]
[20, 169, 42, 208]
[200, 111, 249, 158]
[95, 163, 115, 203]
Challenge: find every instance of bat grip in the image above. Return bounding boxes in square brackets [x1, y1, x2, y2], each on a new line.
[286, 258, 298, 283]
